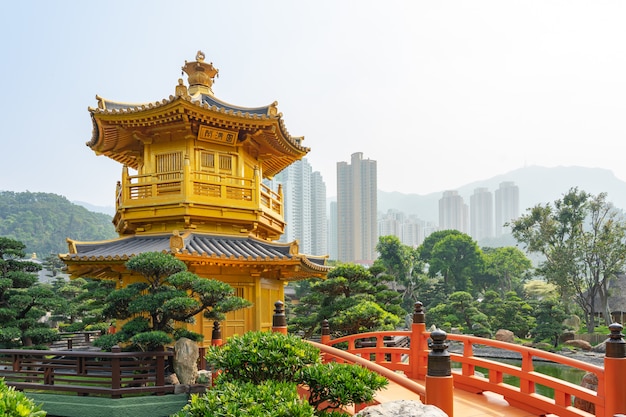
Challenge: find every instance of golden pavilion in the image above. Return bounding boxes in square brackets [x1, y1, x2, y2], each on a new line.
[60, 51, 330, 344]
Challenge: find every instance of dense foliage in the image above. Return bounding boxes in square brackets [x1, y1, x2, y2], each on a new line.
[511, 188, 626, 333]
[0, 237, 62, 348]
[195, 331, 388, 416]
[0, 378, 46, 417]
[51, 277, 115, 333]
[96, 252, 251, 351]
[289, 263, 402, 338]
[173, 380, 315, 417]
[0, 191, 116, 256]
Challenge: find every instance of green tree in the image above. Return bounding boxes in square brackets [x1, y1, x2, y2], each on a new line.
[530, 297, 568, 347]
[479, 290, 535, 338]
[510, 188, 626, 333]
[289, 263, 401, 338]
[479, 246, 533, 296]
[51, 277, 115, 332]
[0, 237, 62, 348]
[420, 231, 484, 293]
[426, 291, 490, 335]
[375, 235, 423, 310]
[97, 252, 251, 350]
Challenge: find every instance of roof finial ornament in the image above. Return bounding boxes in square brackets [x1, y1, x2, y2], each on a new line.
[182, 50, 219, 96]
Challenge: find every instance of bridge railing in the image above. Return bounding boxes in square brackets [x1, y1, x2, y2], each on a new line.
[317, 301, 626, 417]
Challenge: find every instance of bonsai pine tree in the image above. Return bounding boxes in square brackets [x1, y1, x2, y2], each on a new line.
[0, 237, 61, 348]
[97, 251, 251, 351]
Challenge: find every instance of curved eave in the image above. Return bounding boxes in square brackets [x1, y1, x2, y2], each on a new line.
[60, 233, 330, 281]
[87, 95, 309, 172]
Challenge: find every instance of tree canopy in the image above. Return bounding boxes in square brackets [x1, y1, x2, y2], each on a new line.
[510, 188, 626, 333]
[98, 251, 252, 350]
[0, 237, 62, 348]
[419, 230, 484, 294]
[289, 263, 402, 338]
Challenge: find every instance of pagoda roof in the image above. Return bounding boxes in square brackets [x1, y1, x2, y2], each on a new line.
[61, 232, 330, 281]
[86, 52, 310, 178]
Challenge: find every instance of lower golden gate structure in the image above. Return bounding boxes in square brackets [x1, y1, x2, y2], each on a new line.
[60, 51, 330, 345]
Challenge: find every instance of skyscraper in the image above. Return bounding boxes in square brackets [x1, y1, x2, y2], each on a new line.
[438, 190, 468, 233]
[470, 187, 494, 242]
[495, 181, 520, 237]
[275, 158, 327, 255]
[337, 152, 377, 264]
[328, 201, 338, 260]
[310, 171, 328, 256]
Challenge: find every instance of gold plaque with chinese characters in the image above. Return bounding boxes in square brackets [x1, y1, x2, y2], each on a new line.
[198, 125, 238, 146]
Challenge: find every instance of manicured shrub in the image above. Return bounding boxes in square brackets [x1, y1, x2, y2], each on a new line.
[297, 362, 388, 412]
[205, 331, 321, 384]
[199, 332, 389, 416]
[172, 380, 314, 417]
[0, 378, 47, 416]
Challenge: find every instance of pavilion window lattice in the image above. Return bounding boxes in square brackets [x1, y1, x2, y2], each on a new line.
[155, 151, 183, 194]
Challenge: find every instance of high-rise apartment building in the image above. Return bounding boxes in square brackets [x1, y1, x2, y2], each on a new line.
[275, 158, 327, 255]
[378, 209, 430, 247]
[310, 171, 328, 256]
[470, 187, 494, 242]
[328, 201, 338, 260]
[439, 190, 468, 233]
[337, 152, 377, 264]
[495, 181, 520, 237]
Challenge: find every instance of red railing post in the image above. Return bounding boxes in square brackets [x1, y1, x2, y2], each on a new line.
[272, 300, 288, 335]
[604, 323, 626, 417]
[410, 301, 426, 380]
[425, 329, 454, 417]
[211, 321, 223, 346]
[321, 319, 331, 345]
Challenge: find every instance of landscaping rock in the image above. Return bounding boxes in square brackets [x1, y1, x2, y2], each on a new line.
[573, 372, 597, 413]
[564, 339, 592, 351]
[174, 337, 199, 384]
[355, 400, 447, 417]
[591, 340, 607, 353]
[495, 329, 514, 343]
[559, 331, 575, 344]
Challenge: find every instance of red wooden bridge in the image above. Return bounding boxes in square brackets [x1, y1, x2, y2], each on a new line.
[284, 302, 626, 417]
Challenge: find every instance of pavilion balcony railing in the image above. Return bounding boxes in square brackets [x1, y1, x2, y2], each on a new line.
[114, 167, 283, 219]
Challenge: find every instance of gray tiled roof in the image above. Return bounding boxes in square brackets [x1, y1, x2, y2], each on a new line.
[65, 233, 328, 269]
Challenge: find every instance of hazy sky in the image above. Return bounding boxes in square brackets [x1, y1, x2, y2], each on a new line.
[1, 1, 625, 207]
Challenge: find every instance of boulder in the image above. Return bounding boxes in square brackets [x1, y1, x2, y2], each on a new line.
[564, 339, 592, 351]
[591, 340, 607, 353]
[174, 337, 199, 384]
[573, 372, 598, 413]
[355, 400, 447, 417]
[495, 329, 515, 343]
[559, 331, 575, 344]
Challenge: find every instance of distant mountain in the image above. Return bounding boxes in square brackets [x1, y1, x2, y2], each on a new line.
[0, 191, 117, 256]
[378, 165, 626, 223]
[73, 201, 116, 216]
